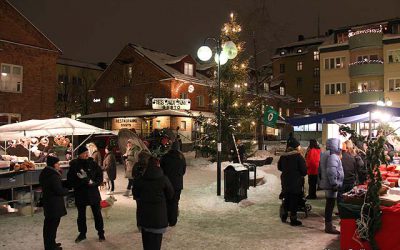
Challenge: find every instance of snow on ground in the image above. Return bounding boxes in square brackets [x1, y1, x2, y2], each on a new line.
[0, 152, 340, 250]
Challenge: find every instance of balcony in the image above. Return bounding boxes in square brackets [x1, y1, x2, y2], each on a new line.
[349, 32, 383, 50]
[349, 90, 384, 104]
[349, 61, 384, 77]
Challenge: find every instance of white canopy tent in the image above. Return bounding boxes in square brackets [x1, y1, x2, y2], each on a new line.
[0, 118, 114, 158]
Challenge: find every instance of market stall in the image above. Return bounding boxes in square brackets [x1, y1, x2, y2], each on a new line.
[0, 118, 113, 215]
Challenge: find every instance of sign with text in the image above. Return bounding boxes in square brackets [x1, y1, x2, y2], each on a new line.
[264, 106, 278, 128]
[112, 118, 141, 130]
[152, 98, 191, 110]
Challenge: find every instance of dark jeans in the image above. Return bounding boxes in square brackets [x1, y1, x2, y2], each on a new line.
[325, 198, 336, 223]
[308, 175, 318, 198]
[283, 193, 301, 217]
[77, 204, 104, 236]
[43, 216, 61, 250]
[167, 189, 182, 226]
[141, 229, 163, 250]
[108, 180, 115, 192]
[127, 179, 134, 190]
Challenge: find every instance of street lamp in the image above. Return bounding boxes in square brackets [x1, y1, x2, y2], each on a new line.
[197, 38, 237, 196]
[377, 98, 392, 107]
[106, 97, 115, 129]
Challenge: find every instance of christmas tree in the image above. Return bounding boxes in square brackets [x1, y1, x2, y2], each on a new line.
[196, 12, 256, 161]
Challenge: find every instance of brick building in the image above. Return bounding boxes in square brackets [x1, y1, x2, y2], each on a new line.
[56, 58, 104, 118]
[82, 44, 213, 142]
[0, 0, 60, 124]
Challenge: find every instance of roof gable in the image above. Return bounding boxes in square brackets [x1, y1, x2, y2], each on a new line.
[0, 0, 60, 52]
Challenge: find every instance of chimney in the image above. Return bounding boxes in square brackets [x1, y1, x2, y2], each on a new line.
[298, 35, 305, 41]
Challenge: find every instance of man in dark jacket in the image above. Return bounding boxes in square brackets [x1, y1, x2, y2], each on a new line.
[134, 157, 174, 250]
[160, 141, 186, 226]
[67, 146, 105, 243]
[278, 138, 307, 226]
[39, 156, 69, 250]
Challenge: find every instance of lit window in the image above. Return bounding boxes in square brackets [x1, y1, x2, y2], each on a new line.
[196, 95, 204, 107]
[128, 65, 133, 83]
[313, 51, 320, 60]
[389, 78, 400, 91]
[279, 107, 282, 116]
[180, 120, 187, 130]
[264, 83, 269, 92]
[124, 96, 129, 107]
[324, 57, 346, 69]
[324, 83, 346, 95]
[0, 64, 23, 93]
[156, 120, 161, 128]
[279, 86, 285, 96]
[184, 63, 194, 76]
[286, 109, 290, 117]
[297, 61, 303, 71]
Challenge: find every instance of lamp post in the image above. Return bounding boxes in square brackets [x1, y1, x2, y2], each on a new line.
[106, 97, 115, 129]
[197, 38, 237, 196]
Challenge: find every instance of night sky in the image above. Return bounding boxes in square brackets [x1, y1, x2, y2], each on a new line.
[9, 0, 400, 63]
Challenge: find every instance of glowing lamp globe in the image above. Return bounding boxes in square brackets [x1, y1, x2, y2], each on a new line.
[214, 51, 228, 65]
[108, 97, 115, 104]
[386, 100, 393, 106]
[223, 41, 238, 59]
[197, 46, 212, 61]
[377, 100, 385, 106]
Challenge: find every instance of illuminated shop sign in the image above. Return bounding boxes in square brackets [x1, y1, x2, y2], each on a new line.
[152, 98, 191, 110]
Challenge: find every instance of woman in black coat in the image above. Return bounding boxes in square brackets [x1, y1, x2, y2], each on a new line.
[133, 157, 174, 250]
[278, 138, 307, 226]
[160, 141, 186, 226]
[39, 156, 69, 250]
[103, 145, 117, 195]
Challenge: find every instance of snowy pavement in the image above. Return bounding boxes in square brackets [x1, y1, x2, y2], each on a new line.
[0, 152, 340, 250]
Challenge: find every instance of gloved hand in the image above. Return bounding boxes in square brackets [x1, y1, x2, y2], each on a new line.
[77, 169, 88, 179]
[331, 185, 338, 192]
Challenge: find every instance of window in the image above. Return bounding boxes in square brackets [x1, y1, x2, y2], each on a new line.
[124, 96, 129, 107]
[356, 80, 380, 92]
[324, 57, 346, 69]
[336, 32, 348, 43]
[264, 83, 269, 92]
[0, 64, 23, 93]
[156, 120, 161, 129]
[392, 23, 400, 34]
[279, 63, 285, 73]
[296, 61, 303, 71]
[128, 65, 133, 80]
[180, 121, 187, 130]
[196, 95, 204, 107]
[279, 86, 285, 96]
[278, 107, 282, 116]
[313, 83, 320, 93]
[314, 100, 320, 107]
[179, 92, 188, 99]
[388, 50, 400, 63]
[184, 63, 194, 76]
[324, 83, 346, 95]
[313, 67, 320, 77]
[313, 51, 320, 60]
[296, 77, 303, 88]
[145, 93, 153, 105]
[286, 109, 290, 117]
[389, 78, 400, 91]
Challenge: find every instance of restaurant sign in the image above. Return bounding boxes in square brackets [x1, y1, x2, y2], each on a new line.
[152, 98, 191, 110]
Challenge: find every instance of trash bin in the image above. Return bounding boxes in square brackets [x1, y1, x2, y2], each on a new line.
[224, 164, 249, 203]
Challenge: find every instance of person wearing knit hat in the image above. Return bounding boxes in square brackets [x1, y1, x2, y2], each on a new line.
[67, 143, 105, 243]
[278, 137, 307, 227]
[40, 156, 68, 250]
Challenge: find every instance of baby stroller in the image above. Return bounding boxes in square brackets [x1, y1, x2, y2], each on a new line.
[279, 185, 312, 221]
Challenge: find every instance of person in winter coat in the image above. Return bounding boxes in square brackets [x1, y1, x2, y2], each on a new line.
[305, 139, 321, 199]
[338, 140, 364, 202]
[355, 141, 369, 184]
[123, 139, 141, 197]
[103, 145, 117, 195]
[133, 157, 174, 250]
[160, 141, 186, 226]
[278, 137, 307, 226]
[67, 146, 105, 243]
[39, 156, 69, 250]
[88, 142, 102, 167]
[319, 138, 344, 234]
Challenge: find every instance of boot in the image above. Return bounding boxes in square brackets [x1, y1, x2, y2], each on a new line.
[290, 216, 302, 226]
[325, 221, 340, 234]
[123, 190, 130, 197]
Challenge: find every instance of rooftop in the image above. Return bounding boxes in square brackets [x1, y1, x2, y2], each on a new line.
[57, 57, 105, 71]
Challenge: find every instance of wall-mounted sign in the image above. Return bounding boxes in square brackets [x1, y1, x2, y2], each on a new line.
[152, 98, 191, 110]
[112, 117, 141, 130]
[188, 84, 195, 93]
[93, 98, 101, 103]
